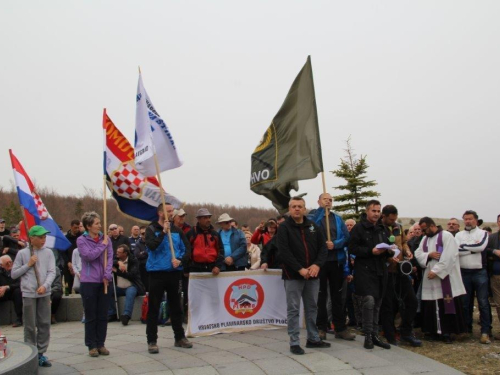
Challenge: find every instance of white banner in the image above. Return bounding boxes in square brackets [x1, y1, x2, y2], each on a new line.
[134, 74, 183, 176]
[187, 270, 303, 337]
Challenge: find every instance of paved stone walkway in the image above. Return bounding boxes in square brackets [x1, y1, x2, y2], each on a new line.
[1, 322, 464, 374]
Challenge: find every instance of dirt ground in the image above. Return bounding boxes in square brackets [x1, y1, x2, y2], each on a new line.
[403, 305, 500, 375]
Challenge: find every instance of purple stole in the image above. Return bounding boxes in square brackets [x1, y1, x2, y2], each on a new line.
[423, 231, 456, 314]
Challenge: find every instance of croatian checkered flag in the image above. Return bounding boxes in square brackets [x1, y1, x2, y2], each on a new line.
[103, 111, 181, 222]
[134, 73, 183, 176]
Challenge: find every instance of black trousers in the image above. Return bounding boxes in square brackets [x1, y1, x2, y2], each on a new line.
[139, 263, 149, 292]
[51, 290, 63, 315]
[62, 264, 74, 293]
[380, 272, 417, 340]
[0, 287, 23, 320]
[80, 282, 109, 349]
[147, 271, 185, 343]
[316, 261, 347, 333]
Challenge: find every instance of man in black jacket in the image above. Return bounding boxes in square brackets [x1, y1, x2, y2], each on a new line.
[61, 220, 82, 294]
[349, 200, 393, 350]
[108, 224, 131, 256]
[108, 244, 145, 325]
[0, 255, 23, 327]
[278, 197, 329, 355]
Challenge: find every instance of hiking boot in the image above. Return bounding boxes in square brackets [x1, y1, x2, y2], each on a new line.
[364, 334, 374, 349]
[305, 340, 331, 348]
[290, 345, 305, 355]
[121, 315, 130, 326]
[148, 342, 159, 354]
[97, 347, 110, 355]
[318, 330, 327, 340]
[401, 334, 422, 347]
[89, 348, 99, 357]
[372, 334, 391, 349]
[480, 333, 491, 344]
[38, 354, 52, 367]
[174, 338, 193, 348]
[335, 330, 356, 341]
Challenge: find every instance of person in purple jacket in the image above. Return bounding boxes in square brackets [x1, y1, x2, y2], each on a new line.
[77, 211, 113, 358]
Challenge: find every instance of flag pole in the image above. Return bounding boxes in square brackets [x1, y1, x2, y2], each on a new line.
[102, 109, 109, 294]
[20, 205, 41, 288]
[153, 153, 177, 261]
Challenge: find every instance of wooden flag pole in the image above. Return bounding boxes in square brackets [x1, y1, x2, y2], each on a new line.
[321, 172, 331, 242]
[102, 110, 108, 294]
[153, 153, 177, 261]
[20, 205, 41, 288]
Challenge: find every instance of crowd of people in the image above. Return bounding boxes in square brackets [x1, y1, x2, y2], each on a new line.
[1, 196, 499, 365]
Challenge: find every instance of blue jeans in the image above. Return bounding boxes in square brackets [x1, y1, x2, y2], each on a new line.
[460, 268, 491, 334]
[284, 279, 320, 346]
[109, 285, 137, 318]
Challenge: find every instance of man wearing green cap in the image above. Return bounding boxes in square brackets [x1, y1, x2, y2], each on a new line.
[12, 225, 56, 367]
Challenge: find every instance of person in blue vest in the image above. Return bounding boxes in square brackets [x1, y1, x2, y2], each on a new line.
[217, 213, 247, 271]
[308, 193, 355, 341]
[145, 203, 192, 354]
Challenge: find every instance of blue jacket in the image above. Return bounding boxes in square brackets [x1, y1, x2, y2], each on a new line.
[218, 227, 247, 269]
[145, 221, 189, 272]
[308, 208, 350, 263]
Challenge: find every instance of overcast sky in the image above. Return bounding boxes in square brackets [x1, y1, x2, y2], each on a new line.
[1, 1, 499, 222]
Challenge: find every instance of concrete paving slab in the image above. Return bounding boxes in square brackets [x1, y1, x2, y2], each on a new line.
[1, 322, 465, 374]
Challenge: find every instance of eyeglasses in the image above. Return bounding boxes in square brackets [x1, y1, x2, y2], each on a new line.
[109, 227, 118, 230]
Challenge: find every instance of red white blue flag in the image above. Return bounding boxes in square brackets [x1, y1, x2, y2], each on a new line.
[9, 150, 71, 250]
[103, 110, 181, 222]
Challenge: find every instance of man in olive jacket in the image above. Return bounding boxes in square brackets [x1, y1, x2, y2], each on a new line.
[349, 200, 393, 350]
[277, 197, 329, 355]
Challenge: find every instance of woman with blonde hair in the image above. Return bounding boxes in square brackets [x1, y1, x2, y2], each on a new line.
[245, 231, 261, 269]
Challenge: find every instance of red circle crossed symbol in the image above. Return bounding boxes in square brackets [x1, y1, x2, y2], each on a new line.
[224, 278, 265, 319]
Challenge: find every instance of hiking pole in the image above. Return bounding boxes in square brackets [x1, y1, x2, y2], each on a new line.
[112, 274, 119, 320]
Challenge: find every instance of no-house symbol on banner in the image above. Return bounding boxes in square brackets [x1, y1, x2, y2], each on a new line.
[224, 278, 265, 319]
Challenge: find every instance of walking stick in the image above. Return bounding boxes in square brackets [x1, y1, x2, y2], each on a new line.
[112, 273, 119, 320]
[435, 299, 442, 335]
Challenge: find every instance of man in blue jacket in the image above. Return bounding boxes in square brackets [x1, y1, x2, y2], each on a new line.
[217, 213, 247, 271]
[308, 193, 354, 341]
[145, 203, 192, 354]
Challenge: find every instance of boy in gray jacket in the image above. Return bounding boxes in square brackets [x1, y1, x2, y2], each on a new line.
[12, 225, 56, 367]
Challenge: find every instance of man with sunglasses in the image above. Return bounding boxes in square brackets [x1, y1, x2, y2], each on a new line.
[108, 224, 130, 256]
[11, 225, 56, 367]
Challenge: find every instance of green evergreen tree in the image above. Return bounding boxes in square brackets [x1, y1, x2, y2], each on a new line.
[331, 137, 380, 221]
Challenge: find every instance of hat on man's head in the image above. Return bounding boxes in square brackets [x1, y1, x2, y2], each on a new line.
[217, 213, 233, 224]
[29, 225, 50, 237]
[173, 209, 187, 218]
[195, 208, 212, 218]
[0, 219, 5, 223]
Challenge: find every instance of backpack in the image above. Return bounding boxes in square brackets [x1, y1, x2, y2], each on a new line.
[190, 226, 219, 263]
[140, 293, 149, 324]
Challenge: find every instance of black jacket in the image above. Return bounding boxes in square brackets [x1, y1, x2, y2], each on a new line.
[133, 239, 148, 266]
[261, 236, 280, 269]
[113, 255, 146, 295]
[61, 231, 81, 265]
[348, 213, 392, 298]
[486, 231, 500, 276]
[277, 216, 327, 280]
[0, 267, 20, 290]
[110, 234, 131, 255]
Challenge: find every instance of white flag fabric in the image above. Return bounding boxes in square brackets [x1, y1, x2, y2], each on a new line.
[186, 270, 304, 337]
[134, 74, 183, 176]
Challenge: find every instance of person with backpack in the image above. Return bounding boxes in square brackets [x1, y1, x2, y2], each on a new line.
[184, 208, 224, 275]
[145, 203, 192, 354]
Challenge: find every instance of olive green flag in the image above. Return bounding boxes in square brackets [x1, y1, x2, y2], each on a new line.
[250, 56, 323, 213]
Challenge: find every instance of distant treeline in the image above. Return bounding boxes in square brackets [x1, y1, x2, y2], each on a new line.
[0, 186, 279, 234]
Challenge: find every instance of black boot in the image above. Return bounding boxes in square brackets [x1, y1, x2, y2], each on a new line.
[364, 334, 374, 349]
[372, 334, 391, 349]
